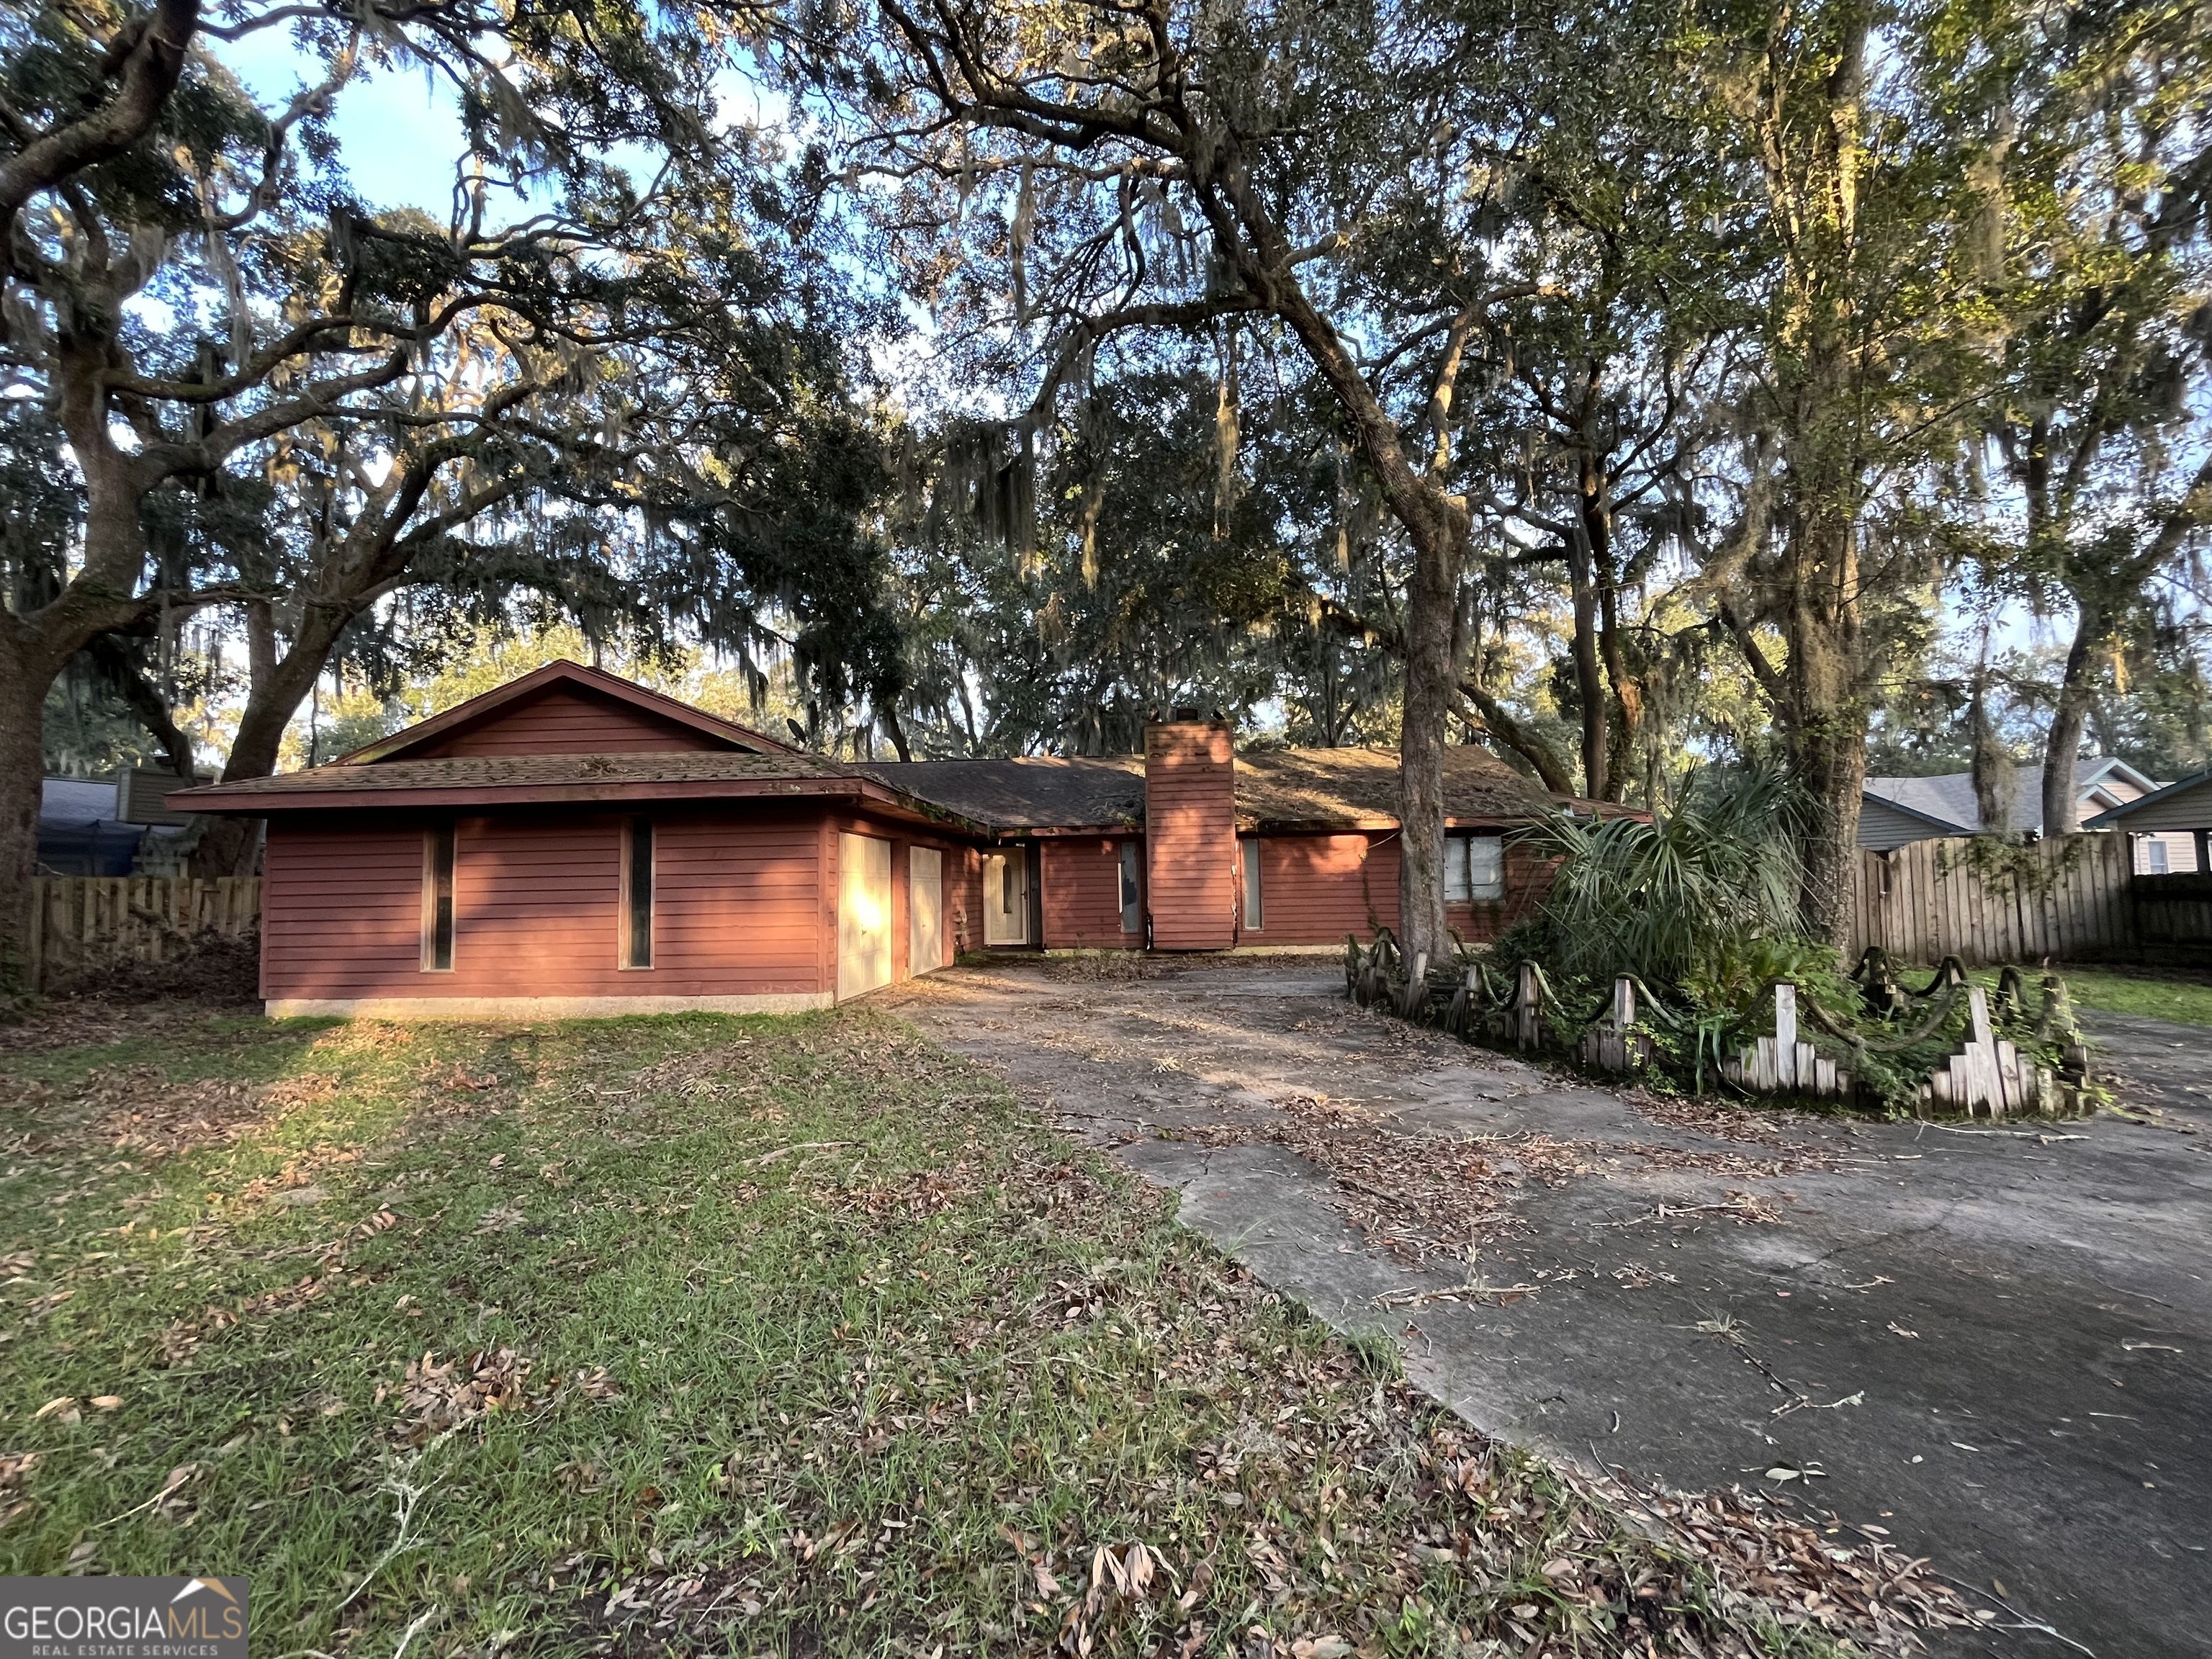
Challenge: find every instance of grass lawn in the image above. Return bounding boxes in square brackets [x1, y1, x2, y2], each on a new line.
[2046, 967, 2212, 1030]
[0, 1002, 1936, 1656]
[1954, 963, 2212, 1030]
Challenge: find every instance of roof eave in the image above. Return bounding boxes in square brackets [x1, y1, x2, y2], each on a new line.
[1861, 789, 1969, 833]
[2081, 765, 2212, 827]
[169, 775, 991, 837]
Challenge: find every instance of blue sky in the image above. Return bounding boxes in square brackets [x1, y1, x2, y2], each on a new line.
[220, 32, 462, 217]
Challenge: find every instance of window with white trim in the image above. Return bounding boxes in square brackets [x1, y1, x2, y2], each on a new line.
[1241, 838, 1264, 931]
[1444, 834, 1506, 903]
[1118, 841, 1142, 933]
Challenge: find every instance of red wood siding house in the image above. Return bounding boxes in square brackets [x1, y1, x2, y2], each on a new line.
[177, 662, 1612, 1018]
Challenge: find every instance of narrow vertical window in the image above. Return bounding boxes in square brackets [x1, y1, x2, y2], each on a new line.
[1467, 835, 1506, 901]
[1444, 835, 1471, 902]
[422, 823, 455, 971]
[1241, 838, 1264, 932]
[623, 817, 655, 968]
[1118, 841, 1142, 934]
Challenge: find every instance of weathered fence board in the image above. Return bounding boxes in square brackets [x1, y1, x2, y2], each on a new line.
[1849, 834, 2133, 967]
[25, 876, 260, 989]
[2131, 873, 2212, 958]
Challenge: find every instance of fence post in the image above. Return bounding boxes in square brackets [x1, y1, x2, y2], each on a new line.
[1773, 982, 1798, 1089]
[1514, 962, 1542, 1051]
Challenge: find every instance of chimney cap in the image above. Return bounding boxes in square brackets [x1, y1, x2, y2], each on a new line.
[1171, 705, 1201, 721]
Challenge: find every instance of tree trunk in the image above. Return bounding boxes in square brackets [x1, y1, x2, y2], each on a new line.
[1564, 534, 1606, 800]
[879, 699, 914, 763]
[1784, 505, 1868, 945]
[1398, 523, 1457, 964]
[2043, 603, 2099, 836]
[194, 621, 338, 877]
[1257, 284, 1465, 966]
[0, 626, 55, 1002]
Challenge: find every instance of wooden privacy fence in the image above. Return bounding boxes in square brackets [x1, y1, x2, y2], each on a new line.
[25, 876, 261, 989]
[1848, 833, 2133, 967]
[2131, 873, 2212, 958]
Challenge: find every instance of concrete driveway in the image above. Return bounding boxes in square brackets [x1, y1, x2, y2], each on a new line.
[884, 956, 2211, 1659]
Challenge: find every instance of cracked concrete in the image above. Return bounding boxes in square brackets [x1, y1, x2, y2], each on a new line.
[883, 955, 2212, 1658]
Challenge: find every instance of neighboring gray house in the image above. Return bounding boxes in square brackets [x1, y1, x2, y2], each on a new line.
[1860, 757, 2199, 873]
[35, 768, 208, 877]
[2082, 770, 2212, 875]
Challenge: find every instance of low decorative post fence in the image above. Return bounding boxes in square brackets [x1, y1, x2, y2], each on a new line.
[1340, 932, 2094, 1120]
[1722, 983, 1853, 1100]
[1577, 976, 1654, 1074]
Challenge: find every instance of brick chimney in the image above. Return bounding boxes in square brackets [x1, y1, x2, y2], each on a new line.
[1144, 716, 1237, 949]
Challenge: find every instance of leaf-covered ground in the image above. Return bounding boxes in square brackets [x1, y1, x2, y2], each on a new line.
[0, 1005, 1953, 1656]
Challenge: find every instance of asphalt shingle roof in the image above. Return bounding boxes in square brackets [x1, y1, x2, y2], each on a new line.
[181, 741, 1581, 833]
[1233, 745, 1558, 830]
[860, 757, 1146, 831]
[1863, 757, 2158, 837]
[180, 751, 856, 799]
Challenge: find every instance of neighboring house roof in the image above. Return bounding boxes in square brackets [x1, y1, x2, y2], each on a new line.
[40, 776, 118, 822]
[2082, 768, 2212, 830]
[172, 751, 989, 833]
[38, 776, 141, 877]
[336, 660, 795, 763]
[1863, 757, 2164, 837]
[860, 757, 1146, 834]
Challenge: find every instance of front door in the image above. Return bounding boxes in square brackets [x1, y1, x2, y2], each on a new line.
[909, 846, 944, 973]
[982, 849, 1028, 945]
[837, 832, 892, 1000]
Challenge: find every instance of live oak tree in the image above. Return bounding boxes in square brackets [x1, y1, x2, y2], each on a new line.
[890, 361, 1403, 757]
[0, 0, 886, 980]
[1678, 0, 1987, 939]
[812, 0, 1575, 965]
[1960, 0, 2212, 832]
[1453, 1, 1741, 805]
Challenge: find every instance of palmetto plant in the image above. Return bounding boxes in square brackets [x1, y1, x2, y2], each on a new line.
[1521, 768, 1816, 988]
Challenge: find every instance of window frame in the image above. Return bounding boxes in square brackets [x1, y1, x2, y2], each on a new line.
[1118, 840, 1142, 934]
[621, 817, 655, 969]
[421, 822, 456, 972]
[1241, 837, 1264, 932]
[1444, 832, 1506, 904]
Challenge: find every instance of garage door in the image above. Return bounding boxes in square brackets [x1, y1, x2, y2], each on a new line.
[837, 832, 892, 1000]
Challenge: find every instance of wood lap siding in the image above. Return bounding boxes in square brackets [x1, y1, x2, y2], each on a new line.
[412, 687, 732, 757]
[1245, 833, 1550, 945]
[948, 846, 984, 957]
[262, 809, 828, 1001]
[1146, 724, 1238, 949]
[262, 824, 425, 999]
[1042, 837, 1138, 948]
[655, 816, 821, 993]
[1249, 835, 1381, 943]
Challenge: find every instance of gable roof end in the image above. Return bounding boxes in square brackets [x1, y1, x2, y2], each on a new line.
[337, 660, 796, 763]
[2081, 768, 2212, 828]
